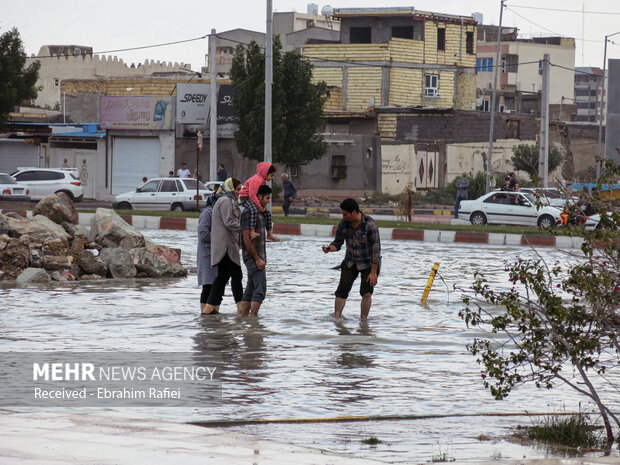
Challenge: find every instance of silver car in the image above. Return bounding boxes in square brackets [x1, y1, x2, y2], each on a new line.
[458, 191, 562, 228]
[113, 178, 215, 211]
[0, 173, 30, 202]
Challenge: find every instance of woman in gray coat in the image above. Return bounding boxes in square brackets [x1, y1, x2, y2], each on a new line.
[197, 191, 220, 314]
[203, 177, 244, 315]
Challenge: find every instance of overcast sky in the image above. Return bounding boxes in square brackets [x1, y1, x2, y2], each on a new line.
[2, 0, 620, 71]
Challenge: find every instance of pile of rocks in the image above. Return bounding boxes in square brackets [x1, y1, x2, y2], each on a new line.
[0, 193, 187, 283]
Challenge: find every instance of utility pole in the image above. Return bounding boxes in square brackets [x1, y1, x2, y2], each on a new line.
[538, 53, 550, 187]
[209, 29, 218, 182]
[265, 0, 273, 167]
[486, 0, 504, 193]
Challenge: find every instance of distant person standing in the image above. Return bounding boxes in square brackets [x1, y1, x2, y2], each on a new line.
[322, 198, 381, 320]
[217, 164, 227, 182]
[454, 172, 470, 218]
[281, 173, 297, 216]
[177, 162, 191, 178]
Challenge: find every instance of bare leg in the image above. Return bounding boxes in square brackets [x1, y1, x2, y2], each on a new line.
[360, 293, 372, 319]
[200, 303, 206, 313]
[202, 303, 217, 315]
[250, 301, 262, 316]
[335, 297, 347, 318]
[237, 301, 250, 317]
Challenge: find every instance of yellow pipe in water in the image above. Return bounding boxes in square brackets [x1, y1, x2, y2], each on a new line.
[421, 263, 439, 303]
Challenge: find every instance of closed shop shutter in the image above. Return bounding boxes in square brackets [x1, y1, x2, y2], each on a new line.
[111, 137, 160, 194]
[0, 140, 41, 174]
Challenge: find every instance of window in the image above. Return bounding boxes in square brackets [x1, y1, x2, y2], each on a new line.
[350, 27, 371, 43]
[476, 58, 493, 72]
[392, 26, 413, 40]
[499, 104, 505, 113]
[482, 99, 490, 111]
[437, 28, 445, 51]
[331, 155, 347, 180]
[466, 31, 474, 54]
[289, 166, 300, 178]
[160, 180, 178, 192]
[139, 180, 159, 193]
[424, 74, 439, 96]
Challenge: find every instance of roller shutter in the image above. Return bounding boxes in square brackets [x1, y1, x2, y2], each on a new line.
[111, 137, 160, 194]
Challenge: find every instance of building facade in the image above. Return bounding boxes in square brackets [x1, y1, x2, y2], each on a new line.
[476, 26, 576, 111]
[574, 67, 605, 123]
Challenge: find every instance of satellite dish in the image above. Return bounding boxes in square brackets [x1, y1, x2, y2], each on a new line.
[321, 5, 334, 16]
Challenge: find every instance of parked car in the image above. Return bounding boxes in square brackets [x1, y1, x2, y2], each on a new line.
[458, 191, 562, 228]
[11, 168, 83, 202]
[113, 177, 215, 211]
[0, 173, 30, 202]
[519, 187, 578, 208]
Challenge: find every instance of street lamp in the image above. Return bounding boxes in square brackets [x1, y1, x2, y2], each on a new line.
[596, 31, 620, 180]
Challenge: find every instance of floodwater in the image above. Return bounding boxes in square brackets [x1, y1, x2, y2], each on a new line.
[1, 230, 618, 462]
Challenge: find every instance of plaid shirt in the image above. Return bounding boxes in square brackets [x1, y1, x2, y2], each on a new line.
[241, 205, 266, 263]
[240, 198, 273, 231]
[330, 214, 381, 270]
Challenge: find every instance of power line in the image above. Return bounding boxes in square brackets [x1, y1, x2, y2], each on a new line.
[509, 4, 620, 15]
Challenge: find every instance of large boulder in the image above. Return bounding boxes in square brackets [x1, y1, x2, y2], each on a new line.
[89, 208, 145, 249]
[6, 216, 63, 242]
[33, 192, 77, 225]
[164, 262, 188, 277]
[128, 248, 168, 277]
[0, 241, 30, 279]
[99, 247, 137, 278]
[16, 267, 51, 284]
[40, 254, 75, 271]
[0, 214, 9, 235]
[32, 215, 71, 242]
[77, 250, 108, 276]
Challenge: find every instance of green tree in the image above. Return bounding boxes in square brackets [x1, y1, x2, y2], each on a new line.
[0, 28, 40, 129]
[458, 162, 620, 445]
[230, 37, 328, 166]
[510, 144, 563, 182]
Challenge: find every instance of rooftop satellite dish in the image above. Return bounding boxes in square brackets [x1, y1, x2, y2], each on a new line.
[321, 5, 334, 16]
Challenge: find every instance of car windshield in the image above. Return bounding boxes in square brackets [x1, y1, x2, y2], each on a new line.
[0, 174, 17, 184]
[182, 179, 207, 190]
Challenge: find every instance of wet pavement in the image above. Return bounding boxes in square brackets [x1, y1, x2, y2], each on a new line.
[0, 230, 618, 463]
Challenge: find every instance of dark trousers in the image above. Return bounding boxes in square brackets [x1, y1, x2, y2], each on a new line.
[206, 253, 243, 306]
[454, 195, 467, 218]
[282, 196, 293, 216]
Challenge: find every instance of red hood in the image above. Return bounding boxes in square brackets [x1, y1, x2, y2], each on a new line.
[256, 162, 273, 180]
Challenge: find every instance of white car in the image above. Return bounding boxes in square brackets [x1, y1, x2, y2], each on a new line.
[113, 177, 215, 211]
[0, 173, 30, 202]
[458, 191, 562, 228]
[11, 168, 83, 202]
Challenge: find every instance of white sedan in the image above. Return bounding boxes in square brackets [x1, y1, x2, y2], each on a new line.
[458, 191, 562, 228]
[113, 178, 215, 211]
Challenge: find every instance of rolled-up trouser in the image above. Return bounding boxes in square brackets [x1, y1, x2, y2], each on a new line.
[335, 262, 379, 299]
[206, 253, 243, 306]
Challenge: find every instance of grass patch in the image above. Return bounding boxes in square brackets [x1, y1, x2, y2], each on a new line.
[361, 436, 382, 445]
[518, 414, 602, 449]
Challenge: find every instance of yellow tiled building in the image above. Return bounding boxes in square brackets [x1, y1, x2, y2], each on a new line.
[304, 7, 478, 135]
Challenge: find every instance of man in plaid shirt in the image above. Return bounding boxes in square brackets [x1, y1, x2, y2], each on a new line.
[322, 198, 381, 319]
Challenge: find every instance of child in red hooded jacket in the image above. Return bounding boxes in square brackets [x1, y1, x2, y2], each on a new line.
[240, 162, 279, 241]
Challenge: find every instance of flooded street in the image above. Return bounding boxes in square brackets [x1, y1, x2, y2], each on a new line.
[1, 229, 618, 462]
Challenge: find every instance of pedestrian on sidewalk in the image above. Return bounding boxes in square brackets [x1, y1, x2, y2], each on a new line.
[281, 173, 297, 216]
[454, 172, 470, 218]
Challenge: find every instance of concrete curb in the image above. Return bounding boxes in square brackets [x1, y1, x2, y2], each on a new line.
[2, 209, 584, 250]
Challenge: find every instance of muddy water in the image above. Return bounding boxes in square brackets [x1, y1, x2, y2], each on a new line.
[1, 229, 617, 462]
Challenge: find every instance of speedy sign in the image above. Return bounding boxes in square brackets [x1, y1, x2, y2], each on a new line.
[176, 83, 211, 124]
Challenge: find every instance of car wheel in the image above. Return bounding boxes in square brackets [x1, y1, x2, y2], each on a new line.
[538, 214, 555, 229]
[55, 190, 74, 201]
[171, 203, 184, 212]
[470, 211, 487, 225]
[117, 202, 132, 210]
